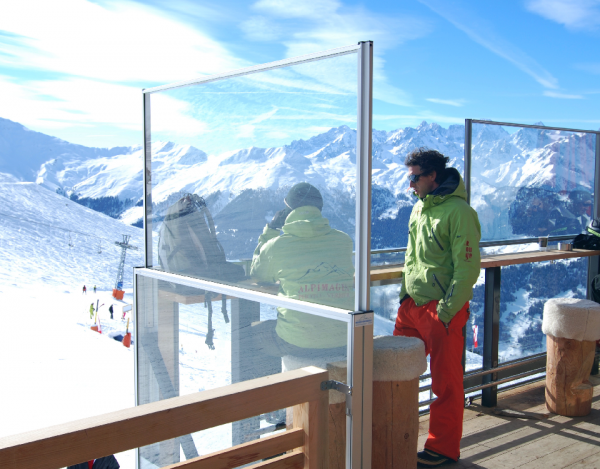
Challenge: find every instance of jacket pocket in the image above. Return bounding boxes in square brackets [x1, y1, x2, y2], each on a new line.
[431, 227, 444, 251]
[432, 273, 447, 296]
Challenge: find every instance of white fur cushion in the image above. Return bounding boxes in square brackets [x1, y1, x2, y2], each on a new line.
[542, 298, 600, 341]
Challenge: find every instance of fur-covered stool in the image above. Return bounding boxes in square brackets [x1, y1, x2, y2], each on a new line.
[326, 335, 427, 469]
[542, 298, 600, 416]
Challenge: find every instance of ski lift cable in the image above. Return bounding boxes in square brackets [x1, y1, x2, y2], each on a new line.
[0, 211, 138, 245]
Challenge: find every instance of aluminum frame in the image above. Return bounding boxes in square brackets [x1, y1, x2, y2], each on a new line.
[464, 119, 472, 204]
[588, 134, 600, 299]
[139, 42, 374, 469]
[348, 40, 374, 469]
[470, 119, 600, 135]
[136, 267, 352, 323]
[143, 44, 361, 94]
[143, 94, 152, 267]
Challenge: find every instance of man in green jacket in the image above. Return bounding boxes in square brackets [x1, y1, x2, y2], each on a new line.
[250, 182, 353, 359]
[394, 148, 481, 467]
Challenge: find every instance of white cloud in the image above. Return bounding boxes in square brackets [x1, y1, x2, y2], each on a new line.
[419, 0, 559, 89]
[246, 0, 430, 107]
[253, 0, 340, 20]
[240, 16, 283, 41]
[374, 113, 464, 126]
[0, 74, 207, 137]
[426, 98, 465, 107]
[150, 93, 209, 136]
[0, 0, 244, 84]
[543, 90, 584, 99]
[526, 0, 600, 31]
[574, 62, 600, 74]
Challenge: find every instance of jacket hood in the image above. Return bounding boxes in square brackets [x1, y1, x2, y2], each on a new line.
[282, 205, 331, 238]
[423, 167, 467, 208]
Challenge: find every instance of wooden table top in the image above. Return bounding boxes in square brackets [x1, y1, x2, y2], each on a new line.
[157, 248, 600, 301]
[370, 248, 600, 283]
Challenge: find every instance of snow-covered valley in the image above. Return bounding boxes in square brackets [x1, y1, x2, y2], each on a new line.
[0, 115, 596, 467]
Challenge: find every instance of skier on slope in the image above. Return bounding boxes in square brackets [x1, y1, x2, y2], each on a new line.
[82, 285, 87, 294]
[109, 304, 114, 320]
[93, 285, 97, 294]
[89, 303, 95, 319]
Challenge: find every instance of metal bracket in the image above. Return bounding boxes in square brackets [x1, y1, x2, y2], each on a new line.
[321, 380, 352, 395]
[321, 380, 353, 416]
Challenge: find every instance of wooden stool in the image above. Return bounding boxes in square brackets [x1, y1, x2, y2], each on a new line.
[326, 336, 427, 469]
[542, 298, 600, 417]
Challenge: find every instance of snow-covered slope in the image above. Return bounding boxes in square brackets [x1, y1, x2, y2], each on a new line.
[0, 172, 143, 290]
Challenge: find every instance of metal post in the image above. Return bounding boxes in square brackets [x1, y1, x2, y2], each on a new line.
[348, 40, 373, 469]
[231, 298, 262, 445]
[588, 134, 600, 300]
[134, 270, 139, 469]
[347, 311, 374, 469]
[143, 92, 153, 267]
[482, 267, 501, 407]
[464, 119, 472, 205]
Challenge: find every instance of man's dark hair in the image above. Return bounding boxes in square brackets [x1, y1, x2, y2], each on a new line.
[404, 147, 450, 184]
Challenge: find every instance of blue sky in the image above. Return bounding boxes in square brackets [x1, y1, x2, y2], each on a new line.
[1, 0, 599, 148]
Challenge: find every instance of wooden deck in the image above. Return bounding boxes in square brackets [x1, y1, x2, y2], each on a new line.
[418, 376, 600, 468]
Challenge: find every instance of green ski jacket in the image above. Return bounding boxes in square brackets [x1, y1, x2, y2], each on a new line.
[250, 206, 354, 348]
[399, 168, 481, 323]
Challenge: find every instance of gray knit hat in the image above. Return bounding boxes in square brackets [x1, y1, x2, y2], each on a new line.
[284, 182, 323, 210]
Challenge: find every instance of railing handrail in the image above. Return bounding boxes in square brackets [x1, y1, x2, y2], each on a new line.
[0, 366, 329, 469]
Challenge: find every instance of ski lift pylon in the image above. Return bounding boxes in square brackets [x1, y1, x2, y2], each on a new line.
[68, 232, 74, 247]
[97, 240, 102, 254]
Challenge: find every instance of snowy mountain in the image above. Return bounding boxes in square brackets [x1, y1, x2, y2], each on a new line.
[1, 116, 596, 252]
[0, 172, 143, 290]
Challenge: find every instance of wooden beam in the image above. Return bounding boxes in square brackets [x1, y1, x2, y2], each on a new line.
[293, 393, 328, 469]
[162, 429, 304, 469]
[246, 451, 304, 469]
[369, 249, 600, 282]
[0, 367, 328, 469]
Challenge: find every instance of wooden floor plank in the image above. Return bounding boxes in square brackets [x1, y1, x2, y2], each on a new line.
[562, 450, 600, 468]
[520, 439, 600, 469]
[412, 375, 600, 468]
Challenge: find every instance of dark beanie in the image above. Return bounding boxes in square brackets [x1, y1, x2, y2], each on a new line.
[284, 182, 323, 210]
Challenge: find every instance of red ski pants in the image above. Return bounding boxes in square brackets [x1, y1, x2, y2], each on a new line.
[394, 298, 470, 461]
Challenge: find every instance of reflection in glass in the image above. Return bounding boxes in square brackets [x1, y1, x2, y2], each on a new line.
[146, 53, 358, 312]
[250, 182, 353, 351]
[496, 258, 588, 363]
[470, 123, 596, 242]
[136, 274, 348, 466]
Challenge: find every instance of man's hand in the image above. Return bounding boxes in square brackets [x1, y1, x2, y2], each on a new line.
[268, 208, 291, 230]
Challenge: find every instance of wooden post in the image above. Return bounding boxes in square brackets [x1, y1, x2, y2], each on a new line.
[546, 335, 596, 417]
[371, 379, 419, 469]
[293, 389, 328, 469]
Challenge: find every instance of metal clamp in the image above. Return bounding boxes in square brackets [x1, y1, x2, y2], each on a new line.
[321, 380, 352, 395]
[321, 380, 353, 416]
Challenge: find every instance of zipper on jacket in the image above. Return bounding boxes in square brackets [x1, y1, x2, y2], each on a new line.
[431, 227, 444, 250]
[446, 283, 455, 302]
[432, 273, 447, 296]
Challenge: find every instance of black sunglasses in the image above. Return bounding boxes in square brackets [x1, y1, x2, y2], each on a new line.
[408, 171, 429, 183]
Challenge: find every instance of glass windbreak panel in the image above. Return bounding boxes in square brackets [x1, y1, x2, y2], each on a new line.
[370, 124, 466, 259]
[136, 273, 348, 467]
[466, 269, 485, 371]
[146, 53, 358, 318]
[470, 123, 596, 242]
[498, 258, 588, 363]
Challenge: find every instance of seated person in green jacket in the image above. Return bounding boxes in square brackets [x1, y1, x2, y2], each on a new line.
[250, 182, 354, 359]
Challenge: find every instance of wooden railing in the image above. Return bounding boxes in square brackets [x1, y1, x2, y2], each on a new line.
[0, 367, 329, 469]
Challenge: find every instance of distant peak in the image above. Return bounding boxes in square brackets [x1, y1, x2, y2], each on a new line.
[533, 121, 545, 126]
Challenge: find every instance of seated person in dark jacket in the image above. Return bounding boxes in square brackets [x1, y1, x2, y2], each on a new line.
[68, 455, 119, 469]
